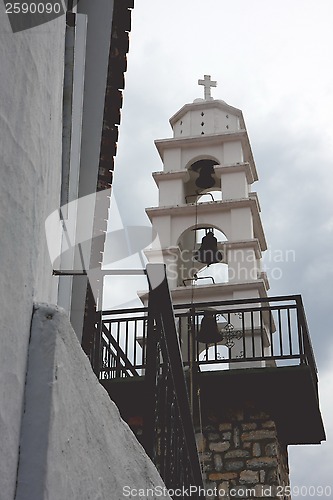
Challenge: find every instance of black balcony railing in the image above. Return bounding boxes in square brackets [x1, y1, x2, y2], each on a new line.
[92, 293, 317, 384]
[142, 264, 204, 497]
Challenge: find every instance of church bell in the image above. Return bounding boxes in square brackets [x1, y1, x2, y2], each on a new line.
[196, 312, 223, 343]
[195, 164, 215, 189]
[191, 159, 217, 190]
[194, 229, 223, 266]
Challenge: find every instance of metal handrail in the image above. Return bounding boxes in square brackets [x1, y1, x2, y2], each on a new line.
[101, 294, 302, 317]
[143, 264, 204, 497]
[96, 294, 317, 386]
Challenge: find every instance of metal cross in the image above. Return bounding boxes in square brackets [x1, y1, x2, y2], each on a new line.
[198, 75, 217, 100]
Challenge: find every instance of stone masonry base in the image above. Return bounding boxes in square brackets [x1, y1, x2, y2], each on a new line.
[196, 403, 291, 500]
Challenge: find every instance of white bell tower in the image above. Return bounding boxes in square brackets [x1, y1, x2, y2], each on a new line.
[145, 76, 269, 302]
[143, 76, 270, 364]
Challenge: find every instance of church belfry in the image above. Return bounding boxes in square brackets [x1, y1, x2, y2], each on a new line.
[144, 76, 269, 366]
[146, 75, 266, 297]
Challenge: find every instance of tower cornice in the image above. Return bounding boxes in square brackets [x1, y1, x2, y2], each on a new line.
[146, 196, 267, 251]
[152, 162, 256, 186]
[152, 170, 190, 184]
[154, 131, 257, 181]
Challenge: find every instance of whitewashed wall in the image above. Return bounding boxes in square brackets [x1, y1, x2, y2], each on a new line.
[15, 304, 170, 500]
[0, 9, 65, 499]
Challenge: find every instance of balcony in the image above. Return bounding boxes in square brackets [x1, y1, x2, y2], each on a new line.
[88, 290, 324, 446]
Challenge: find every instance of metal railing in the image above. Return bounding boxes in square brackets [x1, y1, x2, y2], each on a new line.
[142, 264, 204, 497]
[93, 294, 317, 383]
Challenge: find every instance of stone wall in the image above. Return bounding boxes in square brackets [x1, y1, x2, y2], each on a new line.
[121, 405, 290, 499]
[196, 406, 290, 499]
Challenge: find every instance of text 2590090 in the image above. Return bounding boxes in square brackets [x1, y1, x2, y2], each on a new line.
[5, 3, 62, 14]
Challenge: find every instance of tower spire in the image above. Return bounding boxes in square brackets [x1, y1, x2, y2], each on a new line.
[198, 74, 217, 100]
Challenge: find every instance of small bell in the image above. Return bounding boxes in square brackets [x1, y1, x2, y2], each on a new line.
[196, 312, 223, 343]
[194, 230, 223, 266]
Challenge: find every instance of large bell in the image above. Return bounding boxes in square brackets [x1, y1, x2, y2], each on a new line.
[196, 312, 223, 343]
[195, 165, 215, 189]
[191, 159, 217, 189]
[194, 230, 223, 266]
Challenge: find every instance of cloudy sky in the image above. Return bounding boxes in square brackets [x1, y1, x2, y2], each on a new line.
[105, 0, 333, 493]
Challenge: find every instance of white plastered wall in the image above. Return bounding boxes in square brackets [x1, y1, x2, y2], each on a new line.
[228, 247, 259, 283]
[0, 9, 65, 499]
[220, 170, 249, 200]
[158, 177, 185, 206]
[182, 144, 223, 170]
[149, 206, 254, 250]
[158, 139, 244, 180]
[230, 207, 254, 240]
[15, 304, 171, 500]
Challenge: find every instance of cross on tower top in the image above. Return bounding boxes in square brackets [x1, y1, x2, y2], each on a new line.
[198, 75, 217, 100]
